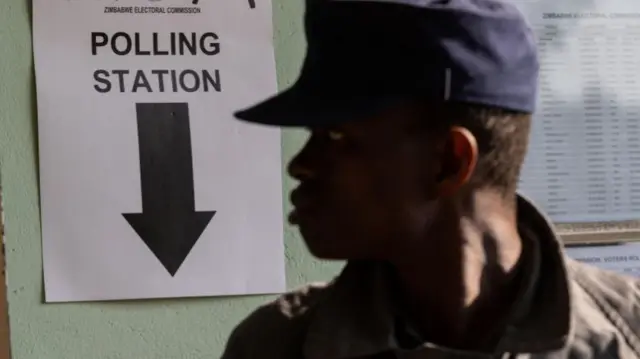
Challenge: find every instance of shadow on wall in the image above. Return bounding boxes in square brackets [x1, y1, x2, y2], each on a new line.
[0, 174, 12, 359]
[25, 0, 41, 194]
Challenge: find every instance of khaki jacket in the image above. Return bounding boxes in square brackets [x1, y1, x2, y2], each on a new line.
[221, 195, 640, 359]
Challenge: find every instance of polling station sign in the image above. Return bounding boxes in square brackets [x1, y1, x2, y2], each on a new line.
[32, 0, 286, 302]
[90, 32, 222, 93]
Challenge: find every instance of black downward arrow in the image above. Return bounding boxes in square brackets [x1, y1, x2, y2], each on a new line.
[123, 102, 215, 276]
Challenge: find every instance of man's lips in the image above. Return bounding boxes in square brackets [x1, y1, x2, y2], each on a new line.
[290, 186, 315, 208]
[289, 186, 318, 224]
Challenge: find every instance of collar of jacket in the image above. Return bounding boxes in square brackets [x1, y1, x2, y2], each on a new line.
[302, 193, 574, 359]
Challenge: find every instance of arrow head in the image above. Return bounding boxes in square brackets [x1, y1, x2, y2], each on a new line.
[123, 211, 216, 276]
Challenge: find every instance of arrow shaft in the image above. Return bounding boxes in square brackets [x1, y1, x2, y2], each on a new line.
[135, 102, 196, 213]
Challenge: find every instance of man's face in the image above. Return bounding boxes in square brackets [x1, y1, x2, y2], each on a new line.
[287, 104, 452, 260]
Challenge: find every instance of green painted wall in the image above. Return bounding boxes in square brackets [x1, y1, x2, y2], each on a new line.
[0, 1, 342, 358]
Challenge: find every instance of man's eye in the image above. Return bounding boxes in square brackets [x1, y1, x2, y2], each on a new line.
[327, 130, 345, 141]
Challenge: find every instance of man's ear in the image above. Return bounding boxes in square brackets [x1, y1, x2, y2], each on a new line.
[436, 126, 478, 195]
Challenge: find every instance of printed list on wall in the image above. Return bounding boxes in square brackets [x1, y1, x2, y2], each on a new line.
[514, 0, 640, 224]
[32, 0, 285, 302]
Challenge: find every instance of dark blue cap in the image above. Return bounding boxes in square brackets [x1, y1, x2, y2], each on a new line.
[234, 0, 539, 127]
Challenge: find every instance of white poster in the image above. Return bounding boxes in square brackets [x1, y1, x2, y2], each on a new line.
[512, 0, 640, 223]
[32, 0, 285, 302]
[566, 242, 640, 277]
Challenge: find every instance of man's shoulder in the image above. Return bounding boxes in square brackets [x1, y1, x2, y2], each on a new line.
[220, 281, 334, 359]
[566, 257, 640, 343]
[567, 257, 640, 306]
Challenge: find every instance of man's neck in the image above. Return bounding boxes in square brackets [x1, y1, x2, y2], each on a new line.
[390, 190, 525, 351]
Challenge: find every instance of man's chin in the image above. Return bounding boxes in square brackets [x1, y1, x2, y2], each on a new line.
[301, 234, 350, 261]
[306, 246, 349, 261]
[289, 213, 354, 259]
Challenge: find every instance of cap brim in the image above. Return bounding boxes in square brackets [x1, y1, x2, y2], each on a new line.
[234, 85, 402, 128]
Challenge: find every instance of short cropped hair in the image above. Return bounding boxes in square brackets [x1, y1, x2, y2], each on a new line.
[430, 102, 532, 196]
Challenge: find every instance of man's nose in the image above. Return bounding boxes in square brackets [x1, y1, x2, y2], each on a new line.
[288, 163, 315, 182]
[287, 139, 318, 182]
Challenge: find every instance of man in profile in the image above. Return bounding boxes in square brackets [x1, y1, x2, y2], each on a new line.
[223, 0, 640, 358]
